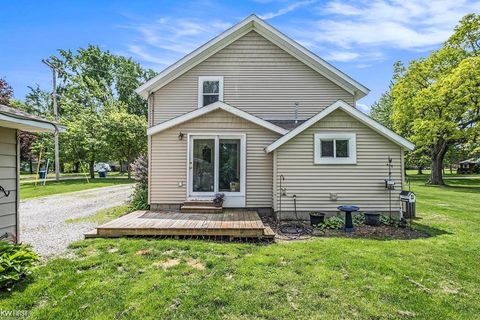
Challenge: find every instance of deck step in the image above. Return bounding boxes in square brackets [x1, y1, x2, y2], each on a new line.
[84, 229, 99, 238]
[180, 205, 223, 213]
[182, 200, 217, 207]
[262, 226, 276, 239]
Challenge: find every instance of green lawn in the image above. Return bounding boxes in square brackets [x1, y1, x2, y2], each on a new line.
[20, 177, 134, 200]
[19, 171, 126, 181]
[65, 205, 130, 225]
[2, 174, 480, 319]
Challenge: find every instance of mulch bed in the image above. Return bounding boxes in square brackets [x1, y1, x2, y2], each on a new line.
[262, 217, 429, 241]
[312, 224, 429, 240]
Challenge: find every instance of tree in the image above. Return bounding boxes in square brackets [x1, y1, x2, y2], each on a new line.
[61, 110, 107, 179]
[0, 77, 13, 105]
[392, 14, 480, 185]
[51, 45, 156, 118]
[19, 132, 37, 174]
[104, 108, 147, 179]
[370, 90, 393, 129]
[45, 45, 155, 177]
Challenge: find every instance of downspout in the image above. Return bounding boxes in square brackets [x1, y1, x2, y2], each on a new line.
[15, 130, 20, 243]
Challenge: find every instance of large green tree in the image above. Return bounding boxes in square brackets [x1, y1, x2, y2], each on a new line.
[392, 14, 480, 185]
[47, 45, 155, 177]
[104, 107, 147, 179]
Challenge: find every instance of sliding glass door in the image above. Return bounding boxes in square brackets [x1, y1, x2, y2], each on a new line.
[189, 135, 245, 207]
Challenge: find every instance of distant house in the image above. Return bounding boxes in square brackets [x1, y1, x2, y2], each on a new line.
[135, 15, 414, 218]
[0, 104, 65, 242]
[458, 158, 480, 174]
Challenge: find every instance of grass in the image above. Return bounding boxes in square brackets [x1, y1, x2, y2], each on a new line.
[19, 171, 126, 181]
[2, 173, 480, 319]
[65, 205, 130, 225]
[20, 177, 134, 200]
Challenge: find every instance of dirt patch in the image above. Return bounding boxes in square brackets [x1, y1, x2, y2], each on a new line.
[153, 259, 180, 269]
[135, 249, 151, 256]
[187, 259, 205, 271]
[314, 225, 429, 240]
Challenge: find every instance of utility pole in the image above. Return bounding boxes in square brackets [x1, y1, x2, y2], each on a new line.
[42, 59, 61, 181]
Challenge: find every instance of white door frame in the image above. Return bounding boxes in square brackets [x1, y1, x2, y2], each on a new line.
[187, 133, 246, 207]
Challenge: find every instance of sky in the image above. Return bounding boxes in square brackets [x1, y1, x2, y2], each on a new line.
[1, 0, 479, 112]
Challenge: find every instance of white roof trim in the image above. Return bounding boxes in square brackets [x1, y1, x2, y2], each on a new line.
[136, 14, 369, 99]
[0, 114, 65, 133]
[147, 101, 289, 136]
[265, 100, 415, 153]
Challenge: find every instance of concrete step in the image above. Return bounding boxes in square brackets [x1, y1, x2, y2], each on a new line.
[180, 205, 223, 213]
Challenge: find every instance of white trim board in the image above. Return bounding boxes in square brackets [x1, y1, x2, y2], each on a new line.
[135, 14, 369, 100]
[265, 100, 415, 153]
[0, 115, 65, 133]
[146, 101, 288, 136]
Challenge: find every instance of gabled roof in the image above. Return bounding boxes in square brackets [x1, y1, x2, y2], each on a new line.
[147, 101, 289, 136]
[0, 104, 66, 133]
[136, 14, 369, 100]
[265, 100, 415, 152]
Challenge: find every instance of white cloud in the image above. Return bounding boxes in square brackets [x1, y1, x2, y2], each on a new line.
[259, 0, 315, 19]
[123, 17, 232, 68]
[356, 103, 370, 113]
[323, 51, 359, 62]
[311, 0, 480, 50]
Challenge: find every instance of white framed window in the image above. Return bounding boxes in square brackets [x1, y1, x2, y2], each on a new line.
[314, 133, 357, 164]
[198, 76, 224, 108]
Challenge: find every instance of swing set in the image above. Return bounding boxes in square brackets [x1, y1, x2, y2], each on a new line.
[34, 147, 90, 187]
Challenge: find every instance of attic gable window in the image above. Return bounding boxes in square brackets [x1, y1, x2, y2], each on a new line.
[314, 133, 357, 164]
[198, 76, 224, 108]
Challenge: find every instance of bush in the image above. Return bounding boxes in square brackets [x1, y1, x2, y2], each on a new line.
[129, 155, 149, 211]
[0, 241, 39, 290]
[317, 216, 344, 230]
[353, 213, 365, 226]
[130, 187, 149, 211]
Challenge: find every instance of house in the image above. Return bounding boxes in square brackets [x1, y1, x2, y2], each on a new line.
[458, 158, 480, 174]
[0, 104, 64, 242]
[135, 15, 414, 220]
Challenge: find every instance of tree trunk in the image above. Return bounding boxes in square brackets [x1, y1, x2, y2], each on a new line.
[127, 162, 131, 179]
[89, 160, 95, 179]
[417, 166, 423, 175]
[29, 159, 33, 174]
[74, 162, 80, 173]
[428, 140, 448, 185]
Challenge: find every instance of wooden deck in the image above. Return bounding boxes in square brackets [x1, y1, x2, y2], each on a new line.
[85, 210, 275, 239]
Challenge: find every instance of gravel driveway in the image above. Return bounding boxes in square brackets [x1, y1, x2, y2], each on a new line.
[19, 184, 134, 258]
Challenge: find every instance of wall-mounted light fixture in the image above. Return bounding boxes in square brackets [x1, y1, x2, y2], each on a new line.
[178, 132, 185, 140]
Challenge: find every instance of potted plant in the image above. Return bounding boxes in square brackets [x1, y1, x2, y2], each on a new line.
[364, 212, 381, 226]
[309, 212, 326, 226]
[213, 193, 225, 207]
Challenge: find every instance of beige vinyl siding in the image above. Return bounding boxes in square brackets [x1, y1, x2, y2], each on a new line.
[274, 109, 403, 215]
[0, 127, 17, 238]
[152, 31, 354, 124]
[150, 109, 280, 207]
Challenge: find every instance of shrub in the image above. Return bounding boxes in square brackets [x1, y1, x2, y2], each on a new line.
[353, 213, 365, 226]
[129, 155, 149, 211]
[0, 241, 39, 290]
[317, 216, 344, 230]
